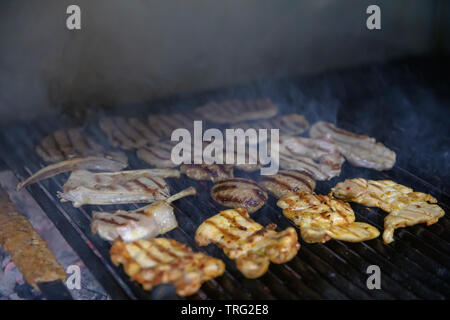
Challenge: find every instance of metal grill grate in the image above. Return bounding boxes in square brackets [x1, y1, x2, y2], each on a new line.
[0, 107, 449, 300]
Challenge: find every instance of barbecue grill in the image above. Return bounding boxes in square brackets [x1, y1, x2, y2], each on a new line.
[0, 57, 448, 300]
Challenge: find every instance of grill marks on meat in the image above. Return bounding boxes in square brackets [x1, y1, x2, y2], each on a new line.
[309, 121, 396, 171]
[277, 191, 379, 243]
[137, 141, 177, 168]
[110, 238, 225, 296]
[332, 178, 445, 243]
[147, 112, 197, 139]
[58, 169, 179, 207]
[36, 128, 127, 164]
[100, 117, 160, 150]
[278, 135, 345, 180]
[232, 113, 309, 136]
[259, 170, 316, 199]
[91, 187, 196, 242]
[195, 208, 300, 278]
[180, 164, 234, 182]
[211, 178, 268, 213]
[194, 98, 278, 124]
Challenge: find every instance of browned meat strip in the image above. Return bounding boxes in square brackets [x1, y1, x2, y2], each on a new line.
[194, 98, 278, 124]
[211, 178, 268, 213]
[147, 112, 197, 140]
[180, 164, 234, 182]
[309, 121, 396, 170]
[137, 141, 177, 168]
[0, 187, 66, 289]
[259, 170, 316, 199]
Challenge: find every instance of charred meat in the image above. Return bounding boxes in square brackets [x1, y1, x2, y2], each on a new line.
[332, 178, 445, 243]
[195, 208, 299, 278]
[180, 164, 234, 182]
[277, 191, 379, 243]
[137, 141, 178, 168]
[309, 121, 396, 171]
[91, 187, 196, 242]
[36, 128, 127, 164]
[232, 113, 309, 136]
[58, 169, 179, 207]
[110, 237, 225, 296]
[259, 170, 316, 199]
[211, 178, 268, 213]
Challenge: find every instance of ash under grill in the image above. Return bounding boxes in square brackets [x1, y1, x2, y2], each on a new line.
[0, 76, 449, 300]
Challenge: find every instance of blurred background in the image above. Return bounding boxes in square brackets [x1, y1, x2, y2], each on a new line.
[0, 0, 448, 121]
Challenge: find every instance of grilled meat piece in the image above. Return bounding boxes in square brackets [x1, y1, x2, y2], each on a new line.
[195, 208, 300, 278]
[0, 187, 66, 289]
[137, 141, 178, 168]
[232, 113, 309, 136]
[91, 187, 196, 242]
[17, 157, 128, 191]
[147, 112, 197, 140]
[180, 164, 234, 182]
[58, 169, 179, 207]
[194, 98, 278, 124]
[99, 117, 159, 150]
[309, 121, 396, 171]
[277, 191, 379, 243]
[278, 135, 345, 180]
[332, 178, 445, 243]
[211, 178, 268, 213]
[110, 237, 225, 296]
[36, 128, 127, 164]
[259, 170, 316, 199]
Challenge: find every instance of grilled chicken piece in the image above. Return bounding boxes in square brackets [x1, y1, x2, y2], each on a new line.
[180, 164, 234, 182]
[36, 128, 127, 164]
[110, 238, 225, 296]
[58, 169, 180, 207]
[277, 191, 379, 243]
[137, 141, 178, 168]
[195, 208, 300, 278]
[91, 187, 196, 242]
[332, 178, 445, 243]
[309, 121, 396, 171]
[147, 112, 197, 140]
[232, 113, 309, 136]
[194, 98, 278, 124]
[278, 135, 345, 180]
[99, 117, 160, 150]
[17, 157, 128, 191]
[259, 170, 316, 199]
[211, 178, 268, 213]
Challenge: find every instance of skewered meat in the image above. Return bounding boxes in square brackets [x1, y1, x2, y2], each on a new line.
[232, 113, 309, 136]
[99, 117, 159, 150]
[147, 112, 197, 139]
[180, 164, 234, 182]
[137, 141, 177, 168]
[0, 187, 66, 289]
[259, 170, 316, 199]
[58, 169, 180, 207]
[36, 128, 127, 164]
[110, 237, 225, 296]
[309, 121, 396, 171]
[17, 157, 128, 191]
[332, 178, 445, 243]
[195, 208, 300, 278]
[278, 135, 345, 180]
[211, 178, 268, 213]
[277, 191, 379, 243]
[91, 187, 196, 242]
[194, 98, 278, 124]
